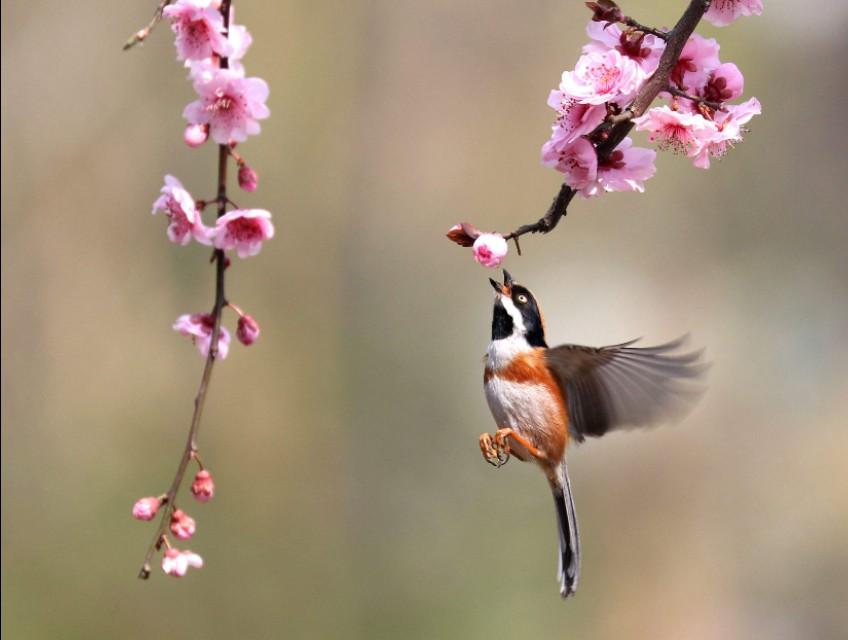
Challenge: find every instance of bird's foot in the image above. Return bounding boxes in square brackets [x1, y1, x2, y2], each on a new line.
[479, 432, 509, 468]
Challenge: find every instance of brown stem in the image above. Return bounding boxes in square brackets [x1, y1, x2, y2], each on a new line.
[504, 0, 711, 243]
[123, 0, 174, 51]
[621, 16, 669, 41]
[138, 0, 233, 580]
[666, 85, 723, 111]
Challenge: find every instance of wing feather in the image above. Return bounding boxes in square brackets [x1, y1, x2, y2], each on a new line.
[544, 337, 707, 441]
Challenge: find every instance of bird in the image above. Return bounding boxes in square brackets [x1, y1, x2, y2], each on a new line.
[479, 270, 706, 598]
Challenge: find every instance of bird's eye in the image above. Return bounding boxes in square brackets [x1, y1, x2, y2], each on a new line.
[516, 294, 528, 304]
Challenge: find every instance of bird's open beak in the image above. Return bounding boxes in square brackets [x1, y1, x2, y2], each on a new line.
[489, 270, 513, 295]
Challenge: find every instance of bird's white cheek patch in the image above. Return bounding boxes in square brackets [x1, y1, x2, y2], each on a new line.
[499, 295, 525, 333]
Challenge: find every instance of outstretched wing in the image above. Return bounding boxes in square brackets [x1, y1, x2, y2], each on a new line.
[544, 336, 707, 441]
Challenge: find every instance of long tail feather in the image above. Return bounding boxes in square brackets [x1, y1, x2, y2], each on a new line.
[552, 461, 580, 598]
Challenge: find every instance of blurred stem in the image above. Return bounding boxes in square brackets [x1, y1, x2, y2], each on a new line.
[138, 0, 233, 580]
[504, 0, 711, 244]
[123, 0, 174, 51]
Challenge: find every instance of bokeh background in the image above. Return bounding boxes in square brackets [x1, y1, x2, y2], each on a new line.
[3, 1, 847, 638]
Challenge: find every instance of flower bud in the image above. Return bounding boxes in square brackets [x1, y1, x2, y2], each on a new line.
[445, 222, 480, 247]
[132, 496, 161, 521]
[191, 469, 215, 503]
[237, 315, 260, 346]
[169, 509, 197, 540]
[184, 123, 209, 148]
[585, 0, 623, 24]
[238, 164, 259, 192]
[472, 233, 509, 268]
[162, 548, 204, 577]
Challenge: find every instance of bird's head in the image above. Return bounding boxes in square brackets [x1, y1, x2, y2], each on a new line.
[489, 270, 547, 348]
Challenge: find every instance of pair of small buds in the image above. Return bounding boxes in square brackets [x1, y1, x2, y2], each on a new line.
[446, 223, 509, 268]
[183, 124, 259, 192]
[131, 469, 214, 522]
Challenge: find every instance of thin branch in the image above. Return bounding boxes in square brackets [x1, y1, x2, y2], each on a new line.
[138, 0, 233, 580]
[123, 0, 174, 51]
[621, 16, 669, 41]
[503, 0, 711, 243]
[665, 85, 723, 111]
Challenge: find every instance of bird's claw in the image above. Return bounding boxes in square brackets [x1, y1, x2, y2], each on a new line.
[479, 432, 510, 468]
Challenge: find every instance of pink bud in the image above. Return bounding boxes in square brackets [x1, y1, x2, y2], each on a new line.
[184, 123, 209, 148]
[238, 164, 259, 192]
[191, 469, 215, 503]
[472, 233, 509, 268]
[237, 315, 260, 346]
[169, 509, 196, 540]
[132, 496, 161, 521]
[162, 548, 204, 577]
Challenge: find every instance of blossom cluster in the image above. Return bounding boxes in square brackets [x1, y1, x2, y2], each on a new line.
[132, 468, 216, 577]
[448, 0, 762, 268]
[133, 0, 271, 578]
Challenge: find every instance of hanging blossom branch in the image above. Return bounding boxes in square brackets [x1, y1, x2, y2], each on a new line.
[447, 0, 763, 265]
[126, 0, 273, 579]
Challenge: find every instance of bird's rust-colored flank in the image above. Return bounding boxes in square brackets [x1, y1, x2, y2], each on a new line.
[484, 349, 570, 463]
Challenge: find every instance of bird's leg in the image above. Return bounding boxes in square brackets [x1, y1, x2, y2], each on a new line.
[478, 432, 509, 468]
[494, 428, 548, 462]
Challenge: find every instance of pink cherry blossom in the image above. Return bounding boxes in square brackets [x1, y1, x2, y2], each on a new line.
[237, 164, 258, 192]
[542, 136, 598, 190]
[545, 95, 606, 144]
[559, 49, 644, 105]
[186, 23, 252, 81]
[580, 137, 656, 197]
[163, 0, 233, 62]
[690, 97, 761, 169]
[162, 548, 204, 578]
[191, 469, 215, 503]
[183, 123, 209, 147]
[212, 209, 274, 258]
[704, 0, 763, 27]
[670, 34, 721, 93]
[472, 234, 508, 269]
[236, 315, 260, 346]
[169, 509, 197, 540]
[152, 175, 212, 246]
[700, 63, 745, 105]
[183, 69, 270, 145]
[173, 313, 231, 359]
[633, 105, 716, 155]
[582, 21, 665, 76]
[132, 496, 161, 521]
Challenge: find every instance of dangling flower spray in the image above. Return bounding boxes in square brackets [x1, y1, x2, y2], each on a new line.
[124, 0, 273, 579]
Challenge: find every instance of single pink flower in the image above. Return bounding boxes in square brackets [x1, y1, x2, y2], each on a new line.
[162, 548, 204, 577]
[169, 509, 197, 540]
[237, 164, 258, 192]
[704, 0, 763, 27]
[163, 0, 233, 62]
[132, 496, 161, 521]
[633, 105, 716, 154]
[690, 97, 761, 169]
[700, 62, 745, 105]
[212, 209, 274, 258]
[186, 23, 251, 81]
[183, 123, 209, 147]
[172, 313, 231, 359]
[183, 69, 270, 145]
[542, 136, 598, 190]
[582, 21, 665, 75]
[151, 175, 212, 246]
[670, 34, 721, 92]
[580, 137, 656, 197]
[236, 315, 260, 346]
[545, 95, 606, 144]
[559, 49, 644, 105]
[472, 234, 509, 269]
[191, 469, 215, 503]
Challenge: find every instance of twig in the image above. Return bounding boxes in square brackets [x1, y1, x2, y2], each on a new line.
[622, 16, 669, 41]
[666, 85, 723, 111]
[503, 0, 711, 243]
[123, 0, 174, 51]
[138, 0, 233, 580]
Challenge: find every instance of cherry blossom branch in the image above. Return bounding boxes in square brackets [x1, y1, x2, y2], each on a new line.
[137, 0, 233, 580]
[502, 0, 711, 245]
[123, 0, 175, 50]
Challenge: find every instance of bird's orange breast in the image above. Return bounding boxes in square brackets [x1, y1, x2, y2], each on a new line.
[484, 349, 570, 461]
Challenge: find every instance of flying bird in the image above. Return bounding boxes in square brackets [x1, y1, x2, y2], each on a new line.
[480, 270, 706, 598]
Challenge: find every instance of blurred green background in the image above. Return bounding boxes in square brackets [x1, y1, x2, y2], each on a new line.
[3, 1, 847, 638]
